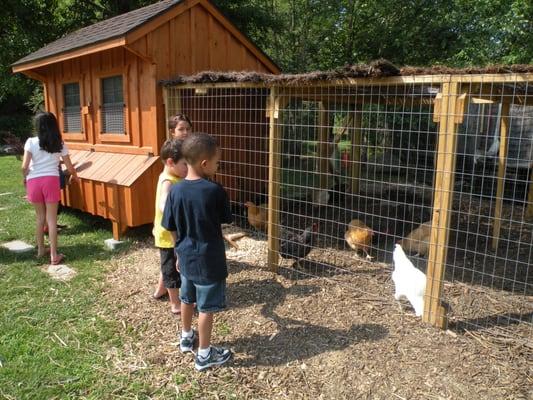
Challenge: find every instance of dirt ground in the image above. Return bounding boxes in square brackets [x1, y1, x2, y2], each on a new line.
[104, 232, 532, 400]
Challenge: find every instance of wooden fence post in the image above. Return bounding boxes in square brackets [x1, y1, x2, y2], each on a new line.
[424, 81, 466, 328]
[350, 107, 362, 194]
[317, 102, 331, 190]
[492, 102, 511, 250]
[267, 88, 285, 273]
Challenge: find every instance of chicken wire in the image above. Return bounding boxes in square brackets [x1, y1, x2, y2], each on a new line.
[164, 76, 533, 342]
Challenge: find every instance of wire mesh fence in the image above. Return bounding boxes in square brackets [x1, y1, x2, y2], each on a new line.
[165, 75, 532, 345]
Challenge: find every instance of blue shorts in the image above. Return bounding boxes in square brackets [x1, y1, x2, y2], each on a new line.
[180, 275, 226, 313]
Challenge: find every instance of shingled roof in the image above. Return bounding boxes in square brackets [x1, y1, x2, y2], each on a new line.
[12, 0, 181, 67]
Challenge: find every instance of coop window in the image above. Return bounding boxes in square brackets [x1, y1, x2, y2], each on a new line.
[62, 82, 81, 133]
[101, 75, 125, 134]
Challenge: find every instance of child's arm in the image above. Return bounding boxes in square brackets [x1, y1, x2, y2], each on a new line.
[21, 150, 32, 184]
[218, 186, 233, 224]
[158, 180, 173, 213]
[61, 155, 80, 183]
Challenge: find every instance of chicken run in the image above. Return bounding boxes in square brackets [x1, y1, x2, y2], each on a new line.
[163, 63, 533, 348]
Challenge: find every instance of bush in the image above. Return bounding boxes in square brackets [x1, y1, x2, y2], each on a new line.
[0, 113, 33, 143]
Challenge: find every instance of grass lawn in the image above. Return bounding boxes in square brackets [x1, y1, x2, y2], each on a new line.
[0, 155, 181, 399]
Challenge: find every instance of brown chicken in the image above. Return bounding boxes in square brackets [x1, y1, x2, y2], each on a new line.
[345, 219, 374, 260]
[397, 221, 431, 257]
[244, 201, 268, 232]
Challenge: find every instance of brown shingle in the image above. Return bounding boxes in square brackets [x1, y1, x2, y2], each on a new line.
[13, 0, 182, 67]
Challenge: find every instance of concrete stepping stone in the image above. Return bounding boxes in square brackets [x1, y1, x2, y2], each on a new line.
[44, 264, 77, 281]
[104, 238, 125, 250]
[1, 240, 34, 253]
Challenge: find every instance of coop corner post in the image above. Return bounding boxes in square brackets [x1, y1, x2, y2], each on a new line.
[424, 80, 466, 329]
[267, 87, 284, 273]
[350, 106, 362, 194]
[492, 102, 511, 250]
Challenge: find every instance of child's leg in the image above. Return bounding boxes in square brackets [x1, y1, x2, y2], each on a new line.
[33, 203, 46, 256]
[198, 312, 214, 349]
[45, 202, 59, 261]
[168, 288, 180, 314]
[181, 302, 195, 332]
[153, 272, 166, 298]
[158, 248, 181, 313]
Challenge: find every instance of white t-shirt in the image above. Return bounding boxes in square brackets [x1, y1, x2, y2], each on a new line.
[24, 137, 68, 180]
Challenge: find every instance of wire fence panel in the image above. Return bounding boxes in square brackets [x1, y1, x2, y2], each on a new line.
[165, 75, 532, 346]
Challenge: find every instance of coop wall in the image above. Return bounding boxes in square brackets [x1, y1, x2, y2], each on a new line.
[61, 162, 160, 228]
[165, 76, 533, 343]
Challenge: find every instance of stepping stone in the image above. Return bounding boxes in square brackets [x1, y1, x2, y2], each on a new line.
[44, 264, 77, 281]
[0, 192, 13, 196]
[104, 238, 125, 250]
[1, 240, 34, 253]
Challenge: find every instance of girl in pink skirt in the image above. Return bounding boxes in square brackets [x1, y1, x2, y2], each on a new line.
[21, 112, 79, 264]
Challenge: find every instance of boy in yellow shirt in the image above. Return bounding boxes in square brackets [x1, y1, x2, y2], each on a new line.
[152, 138, 188, 314]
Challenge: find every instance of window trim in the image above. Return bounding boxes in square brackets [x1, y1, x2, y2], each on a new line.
[96, 70, 130, 143]
[59, 80, 85, 141]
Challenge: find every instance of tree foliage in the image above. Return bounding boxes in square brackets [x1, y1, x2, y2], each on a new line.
[1, 0, 532, 138]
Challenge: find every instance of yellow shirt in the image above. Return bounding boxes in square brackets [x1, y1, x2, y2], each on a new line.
[152, 170, 180, 248]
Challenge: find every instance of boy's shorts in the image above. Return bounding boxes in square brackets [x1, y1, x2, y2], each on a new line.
[180, 275, 226, 313]
[159, 248, 181, 289]
[26, 176, 60, 203]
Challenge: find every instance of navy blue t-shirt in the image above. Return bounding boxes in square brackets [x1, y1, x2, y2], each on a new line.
[162, 178, 233, 284]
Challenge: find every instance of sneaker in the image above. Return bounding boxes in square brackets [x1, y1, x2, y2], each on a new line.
[195, 346, 232, 371]
[180, 330, 197, 353]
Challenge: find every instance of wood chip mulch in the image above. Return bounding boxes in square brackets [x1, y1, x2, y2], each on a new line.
[103, 231, 532, 399]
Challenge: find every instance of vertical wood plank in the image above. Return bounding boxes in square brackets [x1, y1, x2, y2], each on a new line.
[350, 108, 362, 193]
[317, 102, 330, 190]
[267, 88, 285, 272]
[423, 81, 463, 329]
[492, 102, 510, 250]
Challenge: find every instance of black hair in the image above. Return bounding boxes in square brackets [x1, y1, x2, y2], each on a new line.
[168, 113, 192, 130]
[160, 138, 184, 163]
[35, 112, 63, 153]
[181, 132, 218, 164]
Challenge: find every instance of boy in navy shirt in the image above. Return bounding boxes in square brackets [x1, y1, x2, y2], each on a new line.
[162, 132, 233, 371]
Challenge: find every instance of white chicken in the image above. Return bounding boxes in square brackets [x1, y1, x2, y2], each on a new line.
[392, 244, 426, 317]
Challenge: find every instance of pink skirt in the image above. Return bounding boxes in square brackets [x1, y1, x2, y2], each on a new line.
[26, 176, 61, 203]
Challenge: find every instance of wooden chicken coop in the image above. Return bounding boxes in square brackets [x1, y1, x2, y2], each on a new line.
[12, 0, 279, 238]
[163, 63, 533, 334]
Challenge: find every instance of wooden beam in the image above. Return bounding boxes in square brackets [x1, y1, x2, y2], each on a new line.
[267, 88, 286, 273]
[317, 102, 331, 190]
[165, 74, 533, 90]
[349, 109, 362, 193]
[424, 82, 464, 329]
[492, 103, 511, 250]
[20, 69, 47, 82]
[123, 44, 154, 64]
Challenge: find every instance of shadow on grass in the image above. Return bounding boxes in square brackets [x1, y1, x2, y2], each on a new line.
[225, 277, 388, 367]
